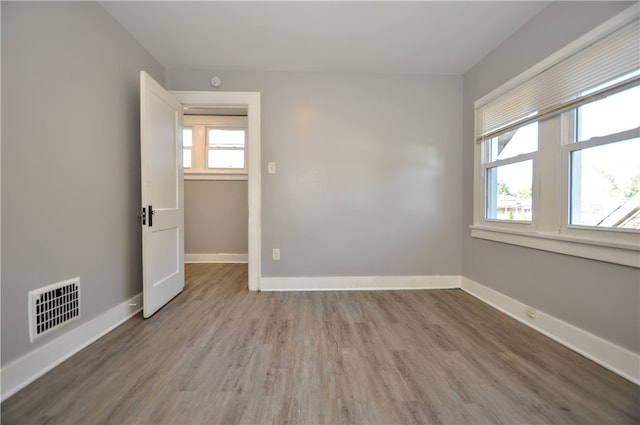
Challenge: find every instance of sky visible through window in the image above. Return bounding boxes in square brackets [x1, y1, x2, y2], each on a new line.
[491, 122, 537, 195]
[572, 85, 640, 227]
[490, 84, 640, 227]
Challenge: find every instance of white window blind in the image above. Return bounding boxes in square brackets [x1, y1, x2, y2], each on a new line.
[475, 14, 640, 142]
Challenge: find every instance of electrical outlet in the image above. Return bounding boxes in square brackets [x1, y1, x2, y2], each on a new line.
[525, 306, 537, 319]
[272, 248, 280, 261]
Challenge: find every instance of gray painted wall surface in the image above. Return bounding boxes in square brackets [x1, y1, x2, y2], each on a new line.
[185, 181, 248, 254]
[462, 1, 640, 353]
[167, 71, 463, 277]
[1, 1, 164, 365]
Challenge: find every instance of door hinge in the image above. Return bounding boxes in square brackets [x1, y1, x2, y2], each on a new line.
[137, 207, 146, 225]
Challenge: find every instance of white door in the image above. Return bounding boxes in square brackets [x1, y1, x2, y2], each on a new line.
[140, 71, 184, 318]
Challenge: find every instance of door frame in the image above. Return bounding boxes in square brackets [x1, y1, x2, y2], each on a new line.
[171, 91, 261, 291]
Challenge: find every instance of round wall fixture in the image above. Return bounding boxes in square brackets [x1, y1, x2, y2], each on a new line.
[210, 77, 222, 88]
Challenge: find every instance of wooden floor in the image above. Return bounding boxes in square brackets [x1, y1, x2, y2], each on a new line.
[2, 264, 639, 424]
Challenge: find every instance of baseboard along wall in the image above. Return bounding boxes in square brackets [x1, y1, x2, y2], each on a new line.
[0, 293, 143, 402]
[260, 275, 461, 291]
[460, 277, 640, 386]
[184, 253, 248, 263]
[2, 274, 637, 402]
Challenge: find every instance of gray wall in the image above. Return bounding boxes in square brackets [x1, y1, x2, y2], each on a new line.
[167, 71, 463, 277]
[185, 180, 248, 254]
[462, 1, 640, 353]
[1, 2, 164, 365]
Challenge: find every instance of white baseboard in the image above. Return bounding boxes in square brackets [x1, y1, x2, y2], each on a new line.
[185, 253, 248, 263]
[1, 293, 143, 402]
[461, 277, 640, 386]
[260, 275, 461, 291]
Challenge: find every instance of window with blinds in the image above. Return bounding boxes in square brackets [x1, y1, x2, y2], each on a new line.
[471, 6, 640, 268]
[475, 15, 639, 143]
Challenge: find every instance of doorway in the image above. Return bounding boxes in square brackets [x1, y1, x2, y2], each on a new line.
[171, 91, 261, 291]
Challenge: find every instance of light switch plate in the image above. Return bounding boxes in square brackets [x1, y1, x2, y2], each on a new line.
[268, 162, 276, 174]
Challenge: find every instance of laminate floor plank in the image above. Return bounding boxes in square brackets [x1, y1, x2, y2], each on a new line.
[2, 263, 638, 424]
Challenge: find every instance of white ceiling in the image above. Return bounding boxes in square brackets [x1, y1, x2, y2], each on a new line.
[100, 1, 549, 75]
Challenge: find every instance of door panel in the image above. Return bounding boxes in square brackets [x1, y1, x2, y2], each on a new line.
[140, 71, 184, 318]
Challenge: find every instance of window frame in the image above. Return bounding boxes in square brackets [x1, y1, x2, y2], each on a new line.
[481, 122, 539, 228]
[471, 7, 640, 268]
[183, 115, 248, 181]
[205, 126, 248, 172]
[182, 126, 194, 170]
[560, 113, 640, 239]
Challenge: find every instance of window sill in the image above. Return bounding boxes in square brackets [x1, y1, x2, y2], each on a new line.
[184, 172, 248, 181]
[470, 224, 640, 268]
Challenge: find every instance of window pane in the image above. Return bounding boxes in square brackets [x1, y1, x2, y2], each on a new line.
[578, 85, 640, 141]
[486, 160, 533, 221]
[208, 129, 245, 147]
[489, 122, 538, 161]
[183, 149, 192, 168]
[208, 149, 244, 169]
[570, 138, 640, 229]
[183, 128, 193, 147]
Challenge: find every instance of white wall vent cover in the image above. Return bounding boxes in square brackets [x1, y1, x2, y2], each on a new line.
[28, 277, 80, 341]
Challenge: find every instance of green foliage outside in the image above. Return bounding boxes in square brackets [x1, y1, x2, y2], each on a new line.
[497, 180, 531, 199]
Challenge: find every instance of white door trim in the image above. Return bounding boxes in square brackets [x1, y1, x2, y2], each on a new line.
[171, 91, 261, 291]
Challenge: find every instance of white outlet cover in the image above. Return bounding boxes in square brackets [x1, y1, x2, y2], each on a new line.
[525, 306, 537, 319]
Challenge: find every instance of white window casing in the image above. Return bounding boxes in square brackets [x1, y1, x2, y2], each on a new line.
[183, 115, 248, 181]
[472, 5, 640, 268]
